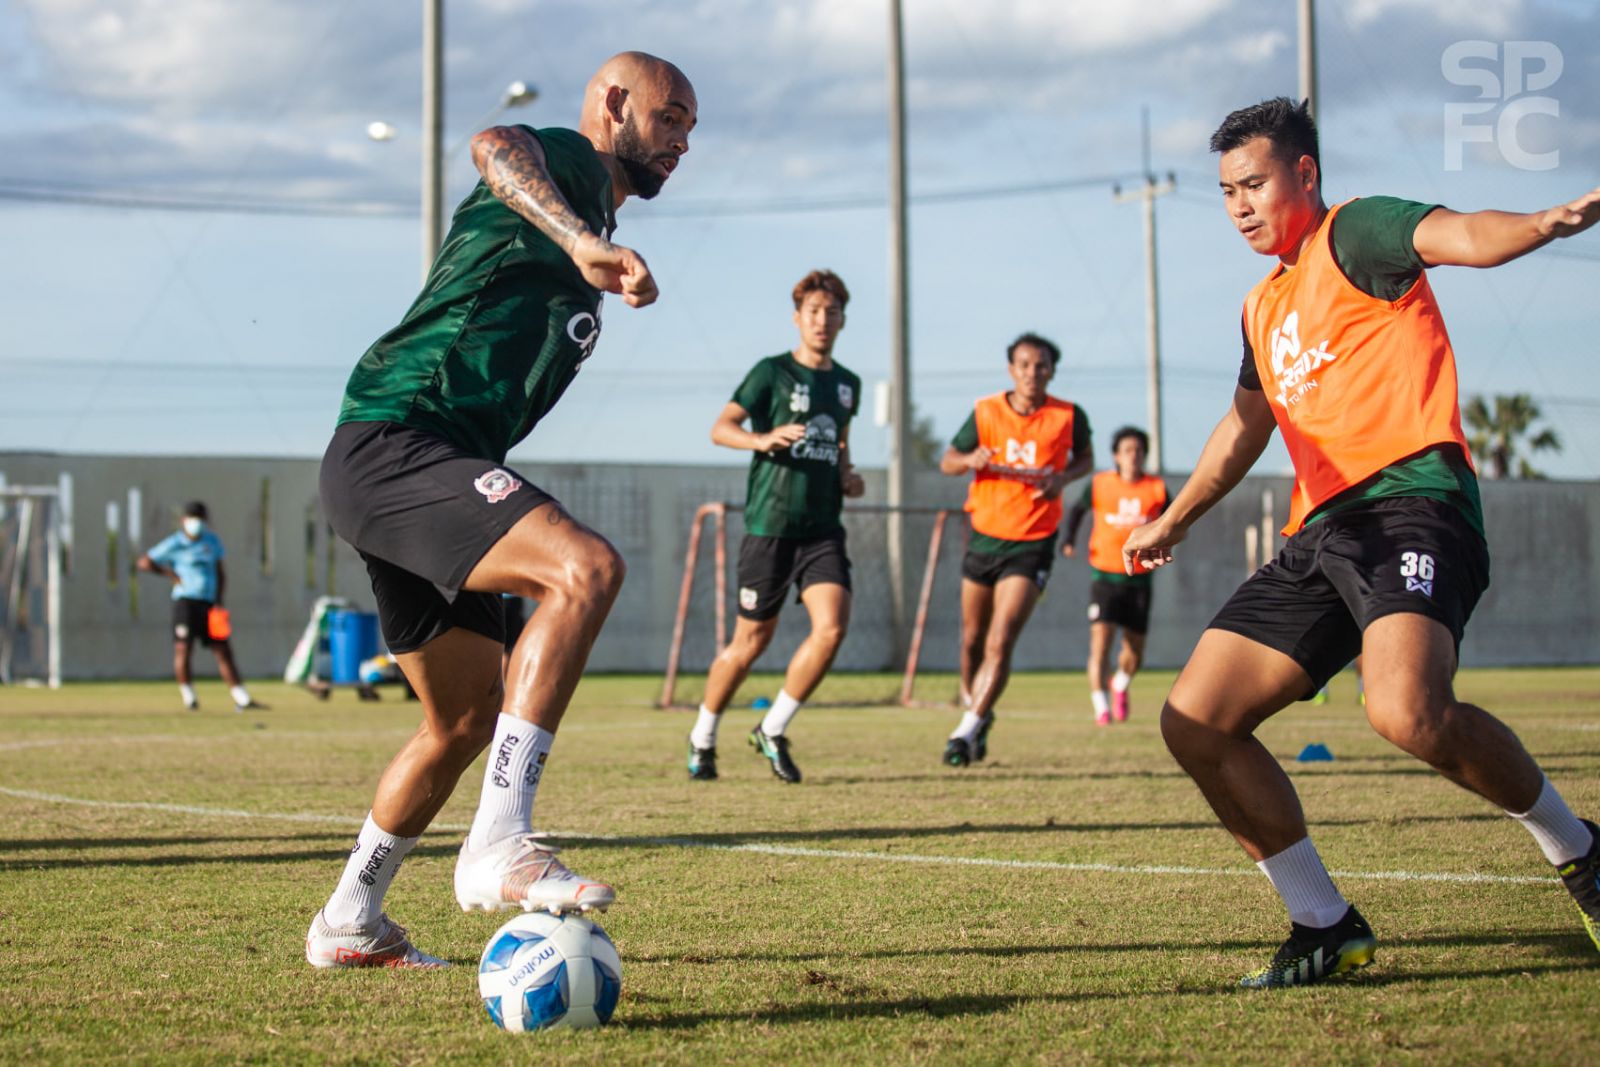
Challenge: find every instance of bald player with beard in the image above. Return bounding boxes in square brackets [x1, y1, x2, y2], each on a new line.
[306, 53, 697, 969]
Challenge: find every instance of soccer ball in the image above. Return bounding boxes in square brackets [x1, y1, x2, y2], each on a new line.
[478, 912, 622, 1032]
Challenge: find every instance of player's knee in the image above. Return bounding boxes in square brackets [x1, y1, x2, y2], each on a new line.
[1367, 702, 1449, 762]
[551, 543, 626, 611]
[812, 619, 848, 651]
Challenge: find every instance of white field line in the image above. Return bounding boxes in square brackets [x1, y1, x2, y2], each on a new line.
[0, 786, 1557, 888]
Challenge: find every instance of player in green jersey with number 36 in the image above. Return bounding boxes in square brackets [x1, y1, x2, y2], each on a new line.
[306, 52, 697, 970]
[685, 270, 865, 784]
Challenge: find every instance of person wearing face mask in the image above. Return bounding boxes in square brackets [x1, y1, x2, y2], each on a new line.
[138, 500, 259, 712]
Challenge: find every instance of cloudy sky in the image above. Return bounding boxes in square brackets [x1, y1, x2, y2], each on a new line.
[2, 0, 1596, 477]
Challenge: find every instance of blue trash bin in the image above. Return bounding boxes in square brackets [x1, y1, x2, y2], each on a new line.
[328, 610, 380, 685]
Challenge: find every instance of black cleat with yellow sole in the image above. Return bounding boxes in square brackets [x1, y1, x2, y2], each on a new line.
[1558, 818, 1600, 953]
[1239, 906, 1377, 989]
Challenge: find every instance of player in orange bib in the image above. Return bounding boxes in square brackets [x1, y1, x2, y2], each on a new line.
[1061, 427, 1167, 725]
[939, 333, 1091, 767]
[1121, 98, 1600, 988]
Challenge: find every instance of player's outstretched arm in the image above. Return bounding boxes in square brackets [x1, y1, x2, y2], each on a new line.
[710, 401, 805, 454]
[1414, 185, 1600, 268]
[1121, 386, 1275, 574]
[471, 125, 658, 306]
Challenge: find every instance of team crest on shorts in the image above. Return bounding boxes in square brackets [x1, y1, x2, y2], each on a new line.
[474, 469, 522, 504]
[1086, 603, 1101, 622]
[837, 382, 853, 409]
[739, 586, 760, 611]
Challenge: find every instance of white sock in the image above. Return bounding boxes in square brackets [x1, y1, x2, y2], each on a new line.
[690, 704, 720, 750]
[1090, 690, 1110, 716]
[323, 812, 418, 929]
[1111, 671, 1131, 694]
[760, 689, 802, 737]
[1257, 837, 1350, 929]
[229, 684, 252, 707]
[950, 711, 984, 742]
[467, 714, 555, 851]
[179, 683, 196, 706]
[1508, 775, 1594, 866]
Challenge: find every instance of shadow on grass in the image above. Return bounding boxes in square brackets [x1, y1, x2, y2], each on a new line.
[639, 928, 1598, 967]
[617, 958, 1596, 1031]
[0, 808, 1527, 869]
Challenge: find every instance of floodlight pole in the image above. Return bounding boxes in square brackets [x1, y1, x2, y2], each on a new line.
[885, 0, 911, 651]
[1299, 0, 1319, 119]
[421, 0, 444, 280]
[1113, 108, 1174, 473]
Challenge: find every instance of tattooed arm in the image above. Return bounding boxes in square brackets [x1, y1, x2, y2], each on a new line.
[470, 125, 658, 307]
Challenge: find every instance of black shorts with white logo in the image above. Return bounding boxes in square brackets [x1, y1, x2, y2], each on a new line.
[736, 530, 852, 621]
[172, 597, 219, 647]
[1088, 579, 1152, 633]
[961, 539, 1056, 591]
[320, 421, 554, 654]
[1207, 496, 1490, 696]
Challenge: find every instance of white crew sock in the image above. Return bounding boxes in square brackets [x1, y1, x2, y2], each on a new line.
[1257, 837, 1350, 929]
[179, 683, 196, 706]
[1508, 774, 1594, 866]
[467, 714, 555, 851]
[229, 684, 252, 707]
[1111, 671, 1131, 694]
[1090, 690, 1111, 716]
[950, 710, 984, 742]
[760, 689, 803, 737]
[323, 812, 419, 929]
[690, 704, 720, 750]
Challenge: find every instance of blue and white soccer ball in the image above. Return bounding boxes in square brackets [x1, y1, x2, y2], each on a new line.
[478, 912, 622, 1032]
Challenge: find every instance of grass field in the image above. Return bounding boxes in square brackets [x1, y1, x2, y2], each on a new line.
[2, 668, 1598, 1064]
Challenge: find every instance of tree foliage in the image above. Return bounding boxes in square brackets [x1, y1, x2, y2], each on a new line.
[1463, 393, 1561, 479]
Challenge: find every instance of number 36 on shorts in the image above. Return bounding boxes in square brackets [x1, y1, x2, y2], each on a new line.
[1398, 551, 1436, 580]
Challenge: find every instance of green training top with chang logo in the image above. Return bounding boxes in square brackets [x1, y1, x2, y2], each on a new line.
[337, 126, 616, 463]
[733, 352, 862, 540]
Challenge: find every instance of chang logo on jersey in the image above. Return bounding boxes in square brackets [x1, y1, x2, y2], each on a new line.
[791, 413, 840, 464]
[789, 383, 812, 414]
[1267, 310, 1338, 407]
[1104, 497, 1152, 529]
[474, 469, 522, 504]
[566, 308, 601, 364]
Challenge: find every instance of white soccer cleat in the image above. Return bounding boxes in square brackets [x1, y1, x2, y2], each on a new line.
[304, 910, 448, 969]
[454, 832, 616, 916]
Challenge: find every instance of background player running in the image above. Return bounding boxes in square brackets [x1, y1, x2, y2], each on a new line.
[685, 270, 864, 784]
[1061, 427, 1167, 725]
[940, 333, 1091, 767]
[1122, 97, 1600, 987]
[305, 52, 697, 969]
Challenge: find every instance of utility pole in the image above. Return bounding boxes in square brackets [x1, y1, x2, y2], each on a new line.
[885, 0, 911, 650]
[1299, 0, 1318, 118]
[1113, 108, 1175, 472]
[421, 0, 444, 281]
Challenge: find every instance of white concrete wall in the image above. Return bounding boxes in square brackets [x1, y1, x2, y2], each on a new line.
[0, 450, 1595, 680]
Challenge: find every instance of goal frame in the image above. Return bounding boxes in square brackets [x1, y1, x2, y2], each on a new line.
[657, 501, 962, 709]
[0, 485, 64, 689]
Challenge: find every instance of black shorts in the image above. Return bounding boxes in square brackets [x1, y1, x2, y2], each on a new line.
[320, 421, 555, 654]
[736, 531, 851, 621]
[1088, 580, 1152, 633]
[171, 597, 218, 647]
[1207, 496, 1490, 695]
[961, 539, 1055, 591]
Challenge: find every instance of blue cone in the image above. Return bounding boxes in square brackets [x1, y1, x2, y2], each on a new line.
[1297, 742, 1334, 762]
[751, 696, 772, 711]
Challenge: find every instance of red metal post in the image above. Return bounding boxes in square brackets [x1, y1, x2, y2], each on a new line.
[659, 502, 720, 708]
[900, 509, 951, 706]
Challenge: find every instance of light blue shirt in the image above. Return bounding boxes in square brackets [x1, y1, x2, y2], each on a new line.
[146, 530, 226, 602]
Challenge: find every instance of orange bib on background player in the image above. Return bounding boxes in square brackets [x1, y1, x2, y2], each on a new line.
[1087, 470, 1168, 573]
[965, 392, 1077, 541]
[1244, 199, 1473, 534]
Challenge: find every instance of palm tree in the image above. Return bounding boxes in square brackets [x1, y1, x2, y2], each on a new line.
[1463, 393, 1562, 479]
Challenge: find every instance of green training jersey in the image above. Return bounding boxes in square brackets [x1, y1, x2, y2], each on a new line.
[337, 126, 616, 463]
[1237, 196, 1484, 536]
[734, 352, 862, 539]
